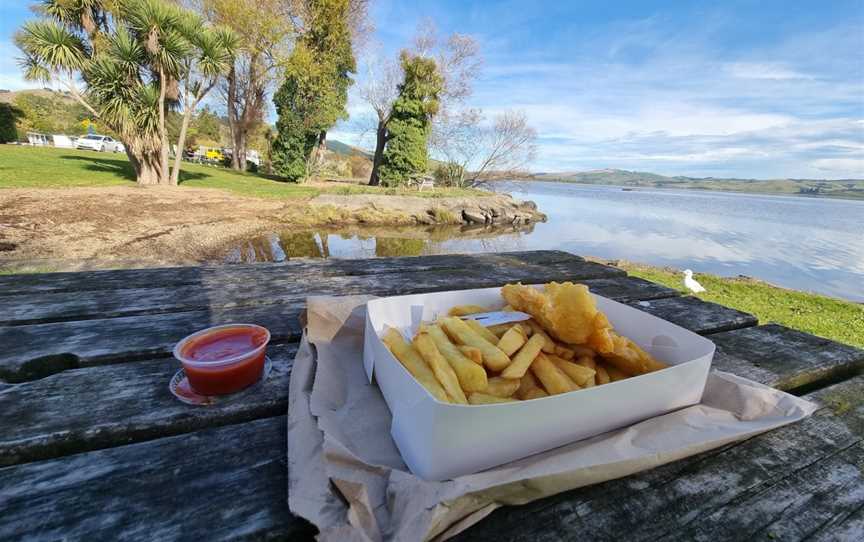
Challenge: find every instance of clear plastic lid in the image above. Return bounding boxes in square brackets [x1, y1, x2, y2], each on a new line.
[173, 323, 271, 368]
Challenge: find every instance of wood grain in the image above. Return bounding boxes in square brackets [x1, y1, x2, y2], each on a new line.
[2, 377, 860, 542]
[627, 295, 757, 335]
[0, 250, 583, 296]
[451, 376, 864, 542]
[0, 343, 297, 467]
[0, 275, 674, 383]
[710, 324, 864, 391]
[0, 416, 315, 542]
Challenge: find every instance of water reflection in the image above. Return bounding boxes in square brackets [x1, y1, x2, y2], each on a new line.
[223, 223, 536, 263]
[218, 181, 864, 302]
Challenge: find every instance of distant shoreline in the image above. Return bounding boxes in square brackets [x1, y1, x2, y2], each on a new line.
[497, 175, 864, 201]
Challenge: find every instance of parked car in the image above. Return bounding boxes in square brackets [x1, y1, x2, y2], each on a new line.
[204, 148, 224, 163]
[76, 134, 122, 152]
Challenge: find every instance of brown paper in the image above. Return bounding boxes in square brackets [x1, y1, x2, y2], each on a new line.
[288, 295, 818, 541]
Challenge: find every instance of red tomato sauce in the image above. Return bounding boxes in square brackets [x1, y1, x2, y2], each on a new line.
[179, 326, 268, 395]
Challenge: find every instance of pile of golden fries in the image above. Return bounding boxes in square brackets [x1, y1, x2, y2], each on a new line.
[382, 281, 669, 405]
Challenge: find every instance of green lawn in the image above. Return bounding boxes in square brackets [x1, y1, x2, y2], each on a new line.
[622, 263, 864, 348]
[0, 145, 486, 199]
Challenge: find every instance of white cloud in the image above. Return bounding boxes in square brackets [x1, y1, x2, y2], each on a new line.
[811, 158, 864, 175]
[724, 62, 814, 80]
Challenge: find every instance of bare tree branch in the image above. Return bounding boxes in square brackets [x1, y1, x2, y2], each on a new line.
[432, 110, 537, 186]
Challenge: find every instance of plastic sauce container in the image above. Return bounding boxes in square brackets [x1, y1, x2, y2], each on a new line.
[173, 324, 270, 395]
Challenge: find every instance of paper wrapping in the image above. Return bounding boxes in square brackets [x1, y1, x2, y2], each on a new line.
[287, 295, 818, 542]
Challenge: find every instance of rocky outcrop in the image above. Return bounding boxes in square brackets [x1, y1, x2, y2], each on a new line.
[308, 193, 546, 226]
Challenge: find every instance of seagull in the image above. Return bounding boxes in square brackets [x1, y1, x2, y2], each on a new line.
[683, 269, 706, 293]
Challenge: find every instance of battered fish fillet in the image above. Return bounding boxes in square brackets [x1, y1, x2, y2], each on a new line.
[501, 282, 615, 352]
[602, 331, 669, 375]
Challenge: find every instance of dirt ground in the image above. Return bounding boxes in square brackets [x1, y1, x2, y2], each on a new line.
[0, 186, 302, 271]
[0, 186, 544, 272]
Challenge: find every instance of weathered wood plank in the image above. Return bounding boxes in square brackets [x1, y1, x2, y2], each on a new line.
[710, 324, 864, 391]
[0, 343, 297, 467]
[0, 259, 624, 326]
[0, 250, 582, 296]
[2, 377, 861, 542]
[0, 274, 673, 383]
[0, 416, 316, 542]
[1, 293, 766, 469]
[628, 295, 757, 335]
[452, 376, 864, 542]
[664, 443, 864, 541]
[810, 498, 864, 542]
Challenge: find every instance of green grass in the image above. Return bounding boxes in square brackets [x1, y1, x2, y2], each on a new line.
[0, 145, 488, 199]
[621, 263, 864, 348]
[0, 145, 321, 198]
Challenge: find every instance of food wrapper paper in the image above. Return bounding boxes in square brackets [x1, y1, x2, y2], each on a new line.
[287, 295, 818, 541]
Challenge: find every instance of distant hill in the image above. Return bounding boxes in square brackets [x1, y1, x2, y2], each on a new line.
[325, 139, 373, 160]
[0, 88, 77, 105]
[524, 169, 864, 200]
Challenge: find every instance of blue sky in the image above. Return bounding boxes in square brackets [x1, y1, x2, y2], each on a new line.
[3, 1, 863, 178]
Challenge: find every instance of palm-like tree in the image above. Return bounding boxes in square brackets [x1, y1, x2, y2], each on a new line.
[16, 0, 234, 185]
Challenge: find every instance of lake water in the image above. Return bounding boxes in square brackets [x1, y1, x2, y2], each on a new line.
[219, 181, 864, 302]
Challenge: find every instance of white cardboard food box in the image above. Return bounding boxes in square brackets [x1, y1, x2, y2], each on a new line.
[363, 285, 716, 481]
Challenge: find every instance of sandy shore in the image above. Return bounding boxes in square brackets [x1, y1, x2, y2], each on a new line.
[0, 186, 543, 271]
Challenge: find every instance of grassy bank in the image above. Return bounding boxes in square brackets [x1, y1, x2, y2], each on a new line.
[619, 262, 864, 348]
[0, 145, 485, 199]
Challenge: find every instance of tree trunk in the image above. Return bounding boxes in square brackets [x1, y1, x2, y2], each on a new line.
[157, 68, 171, 184]
[315, 130, 327, 165]
[368, 120, 387, 186]
[126, 138, 169, 185]
[226, 65, 240, 171]
[233, 130, 247, 171]
[170, 109, 193, 186]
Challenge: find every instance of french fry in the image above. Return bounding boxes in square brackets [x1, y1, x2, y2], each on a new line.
[382, 327, 450, 403]
[595, 364, 610, 385]
[523, 388, 549, 400]
[524, 320, 556, 353]
[605, 364, 631, 382]
[464, 318, 501, 344]
[548, 355, 596, 386]
[516, 370, 541, 399]
[501, 333, 545, 379]
[425, 324, 488, 392]
[554, 345, 575, 360]
[488, 323, 513, 338]
[441, 317, 512, 371]
[530, 353, 577, 395]
[448, 304, 489, 316]
[628, 340, 669, 372]
[575, 355, 596, 387]
[413, 332, 468, 404]
[568, 344, 597, 358]
[468, 392, 518, 405]
[484, 376, 521, 398]
[458, 345, 483, 364]
[497, 326, 527, 356]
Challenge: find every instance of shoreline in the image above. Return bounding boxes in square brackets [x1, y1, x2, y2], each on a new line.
[0, 186, 544, 269]
[498, 178, 864, 202]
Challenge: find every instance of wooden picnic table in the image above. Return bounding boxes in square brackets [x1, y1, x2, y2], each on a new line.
[0, 250, 862, 541]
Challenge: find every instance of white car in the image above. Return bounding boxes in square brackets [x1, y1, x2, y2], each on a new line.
[76, 134, 123, 152]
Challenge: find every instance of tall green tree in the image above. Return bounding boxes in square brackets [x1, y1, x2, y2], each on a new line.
[0, 104, 21, 143]
[202, 0, 293, 172]
[271, 0, 355, 181]
[169, 22, 235, 185]
[377, 51, 442, 186]
[15, 0, 233, 185]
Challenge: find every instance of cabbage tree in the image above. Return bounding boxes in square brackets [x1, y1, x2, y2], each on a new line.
[16, 0, 234, 185]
